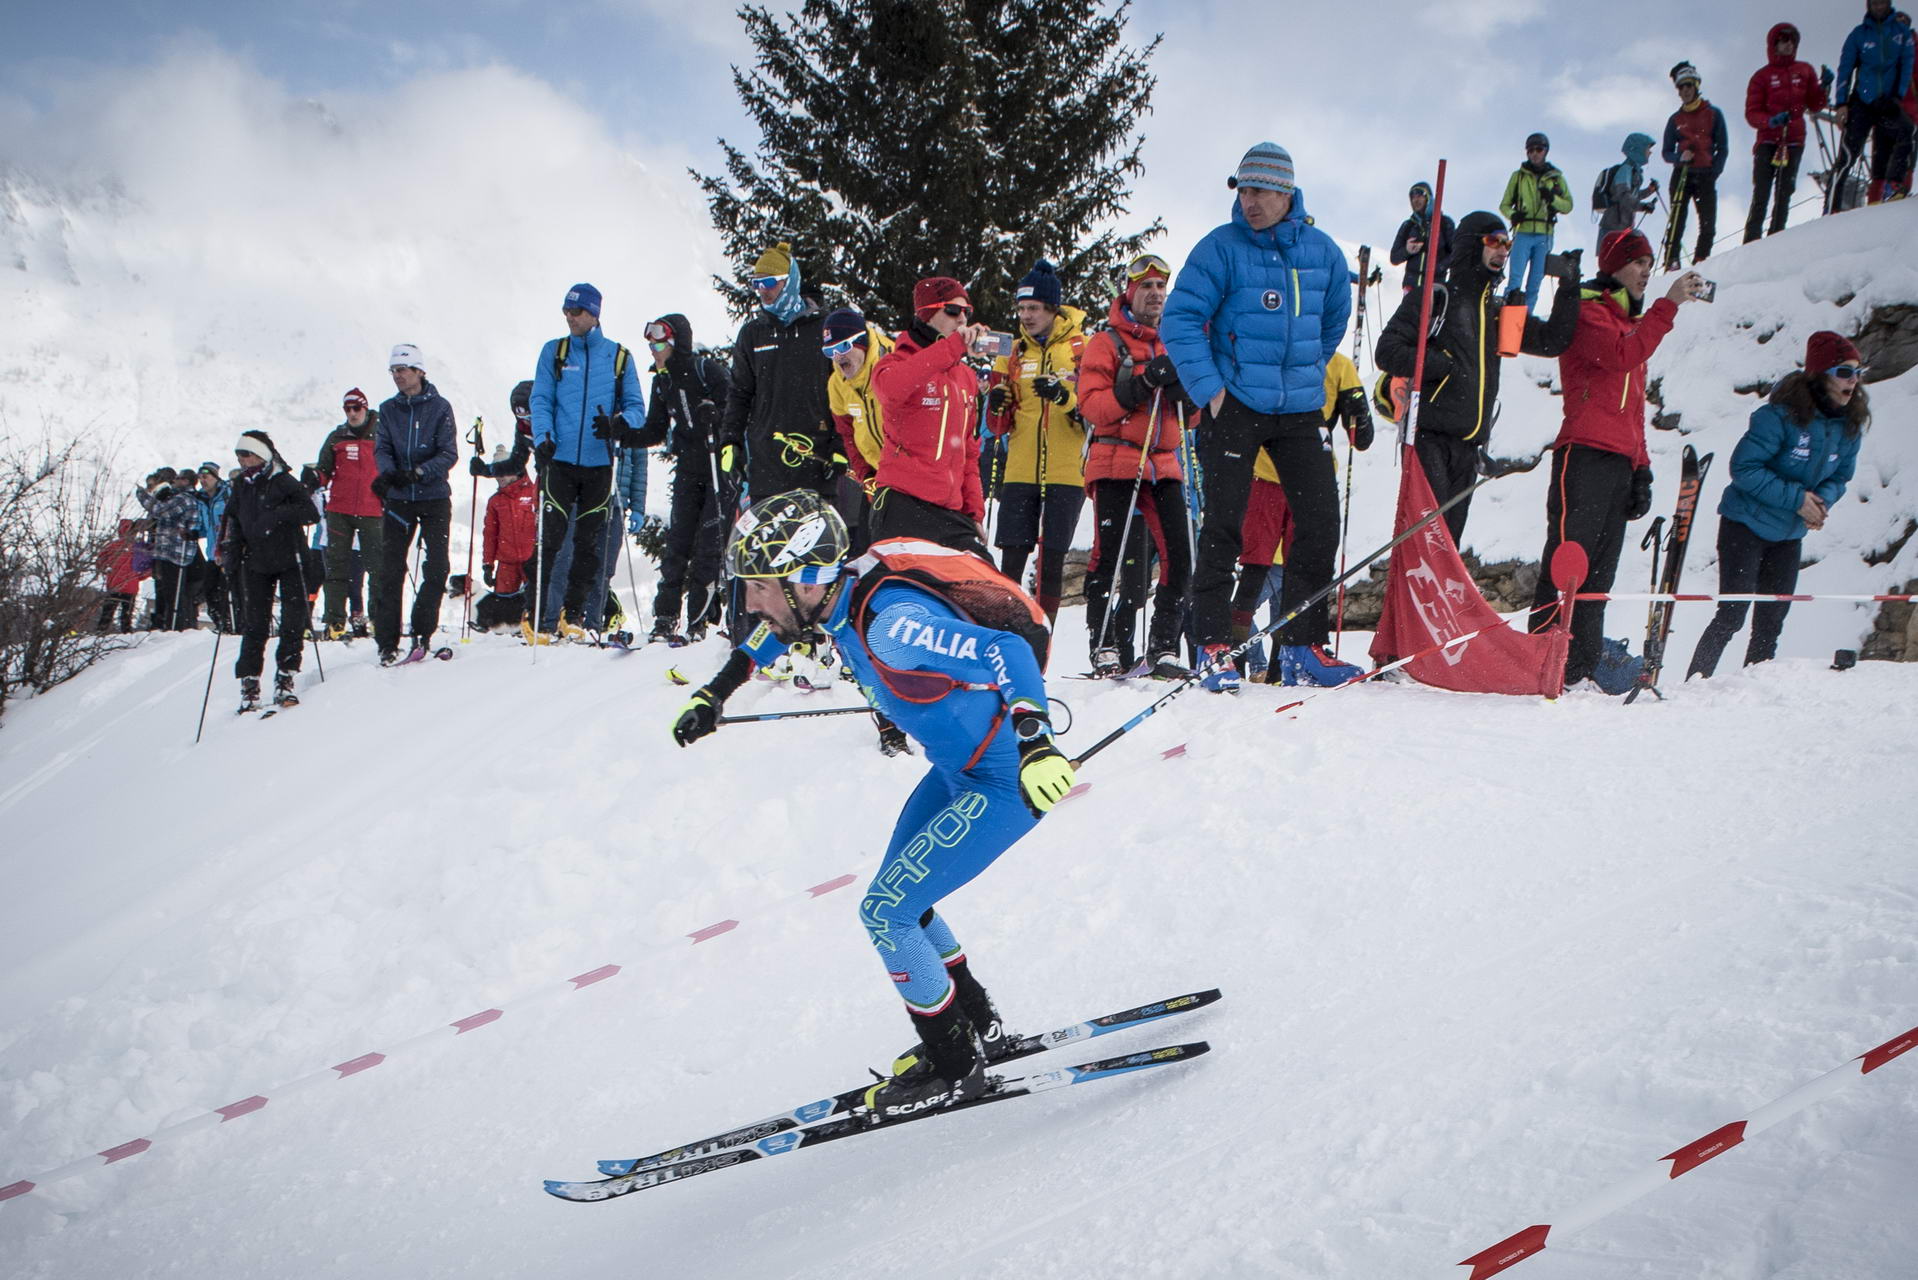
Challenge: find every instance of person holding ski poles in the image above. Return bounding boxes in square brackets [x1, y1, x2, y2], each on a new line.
[669, 490, 1070, 1120]
[1076, 252, 1193, 679]
[1686, 331, 1867, 678]
[1526, 229, 1705, 691]
[634, 313, 734, 644]
[1660, 62, 1730, 269]
[1161, 140, 1358, 692]
[223, 430, 320, 712]
[1743, 22, 1826, 242]
[371, 343, 458, 665]
[1498, 133, 1573, 314]
[1830, 0, 1916, 210]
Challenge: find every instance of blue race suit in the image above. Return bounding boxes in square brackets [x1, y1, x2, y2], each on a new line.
[735, 554, 1050, 1014]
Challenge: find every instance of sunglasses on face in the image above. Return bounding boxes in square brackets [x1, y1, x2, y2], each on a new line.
[1828, 364, 1867, 379]
[822, 334, 865, 358]
[1526, 146, 1547, 154]
[1125, 254, 1172, 281]
[941, 304, 972, 319]
[751, 275, 784, 291]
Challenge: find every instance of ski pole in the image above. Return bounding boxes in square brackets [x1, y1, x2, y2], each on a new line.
[1095, 389, 1160, 657]
[1272, 623, 1494, 717]
[1071, 465, 1498, 768]
[1336, 244, 1370, 644]
[1402, 160, 1448, 451]
[717, 705, 874, 726]
[294, 549, 324, 685]
[193, 630, 223, 744]
[531, 448, 547, 660]
[462, 418, 484, 642]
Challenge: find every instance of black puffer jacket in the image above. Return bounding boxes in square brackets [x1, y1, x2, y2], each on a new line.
[722, 300, 835, 498]
[222, 462, 319, 575]
[1374, 209, 1579, 444]
[635, 312, 732, 461]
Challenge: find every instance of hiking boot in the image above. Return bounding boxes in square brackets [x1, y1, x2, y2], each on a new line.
[1279, 643, 1364, 688]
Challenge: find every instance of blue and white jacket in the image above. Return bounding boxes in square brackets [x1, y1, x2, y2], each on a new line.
[1836, 9, 1915, 107]
[531, 325, 647, 468]
[1719, 374, 1864, 543]
[1160, 191, 1351, 416]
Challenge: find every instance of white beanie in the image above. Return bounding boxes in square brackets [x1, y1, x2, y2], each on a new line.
[235, 431, 275, 460]
[389, 342, 425, 371]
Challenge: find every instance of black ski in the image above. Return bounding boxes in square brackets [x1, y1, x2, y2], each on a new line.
[1626, 444, 1713, 703]
[588, 988, 1221, 1181]
[545, 1040, 1210, 1203]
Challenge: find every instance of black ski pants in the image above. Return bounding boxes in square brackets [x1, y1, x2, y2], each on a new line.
[1832, 98, 1915, 209]
[653, 452, 733, 629]
[1744, 144, 1802, 242]
[234, 564, 306, 679]
[322, 510, 384, 629]
[1528, 444, 1634, 684]
[1414, 431, 1481, 544]
[1193, 397, 1338, 647]
[870, 487, 991, 560]
[1686, 516, 1801, 678]
[374, 497, 451, 652]
[1084, 477, 1188, 662]
[537, 460, 614, 631]
[150, 559, 199, 630]
[995, 482, 1084, 617]
[1664, 166, 1718, 267]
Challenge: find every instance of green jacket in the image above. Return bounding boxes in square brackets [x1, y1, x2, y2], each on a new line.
[1499, 163, 1573, 234]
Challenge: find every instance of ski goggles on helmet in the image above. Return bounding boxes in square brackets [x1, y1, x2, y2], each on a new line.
[644, 320, 675, 345]
[750, 275, 785, 291]
[822, 332, 868, 358]
[1125, 253, 1172, 281]
[1827, 364, 1867, 380]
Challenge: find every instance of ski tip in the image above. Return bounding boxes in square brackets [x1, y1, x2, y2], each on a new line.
[595, 1159, 637, 1178]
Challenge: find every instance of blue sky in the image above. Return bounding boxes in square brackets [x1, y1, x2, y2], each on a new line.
[4, 0, 1852, 293]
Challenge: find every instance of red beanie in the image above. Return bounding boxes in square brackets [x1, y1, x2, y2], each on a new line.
[1598, 229, 1654, 277]
[912, 276, 970, 316]
[1804, 330, 1860, 375]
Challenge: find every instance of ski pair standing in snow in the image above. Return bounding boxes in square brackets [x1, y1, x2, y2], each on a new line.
[222, 430, 320, 712]
[670, 491, 1075, 1118]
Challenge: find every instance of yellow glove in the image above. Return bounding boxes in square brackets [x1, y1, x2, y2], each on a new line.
[719, 444, 738, 474]
[1014, 713, 1074, 815]
[671, 688, 720, 747]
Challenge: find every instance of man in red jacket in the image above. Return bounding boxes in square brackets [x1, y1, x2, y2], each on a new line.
[1527, 229, 1705, 690]
[1744, 21, 1828, 242]
[312, 388, 384, 638]
[867, 276, 992, 557]
[1076, 253, 1193, 678]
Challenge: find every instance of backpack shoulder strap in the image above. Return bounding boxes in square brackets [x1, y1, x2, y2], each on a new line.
[553, 335, 570, 383]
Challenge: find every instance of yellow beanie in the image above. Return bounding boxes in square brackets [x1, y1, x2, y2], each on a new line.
[752, 241, 793, 277]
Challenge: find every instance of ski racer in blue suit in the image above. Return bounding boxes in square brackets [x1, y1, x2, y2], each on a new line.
[671, 490, 1072, 1120]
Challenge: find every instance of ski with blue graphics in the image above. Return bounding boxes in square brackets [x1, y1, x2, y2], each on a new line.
[545, 1039, 1211, 1203]
[572, 988, 1221, 1188]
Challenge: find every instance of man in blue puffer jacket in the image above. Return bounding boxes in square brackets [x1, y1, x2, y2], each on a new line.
[529, 282, 648, 637]
[373, 343, 458, 663]
[1831, 0, 1916, 208]
[1161, 140, 1359, 690]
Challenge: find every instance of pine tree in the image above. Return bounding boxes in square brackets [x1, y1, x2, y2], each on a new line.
[695, 0, 1162, 330]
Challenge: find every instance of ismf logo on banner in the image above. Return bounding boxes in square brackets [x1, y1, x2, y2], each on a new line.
[1404, 545, 1477, 665]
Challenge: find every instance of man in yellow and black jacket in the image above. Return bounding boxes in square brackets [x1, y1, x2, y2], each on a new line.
[1374, 210, 1579, 543]
[985, 259, 1089, 621]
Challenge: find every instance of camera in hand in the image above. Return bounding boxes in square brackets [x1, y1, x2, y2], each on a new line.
[1695, 279, 1717, 304]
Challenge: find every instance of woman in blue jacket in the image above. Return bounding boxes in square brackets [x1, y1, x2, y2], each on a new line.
[1687, 331, 1868, 678]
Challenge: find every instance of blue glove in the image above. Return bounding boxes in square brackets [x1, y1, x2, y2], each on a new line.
[1768, 111, 1790, 129]
[627, 512, 645, 536]
[1820, 65, 1834, 93]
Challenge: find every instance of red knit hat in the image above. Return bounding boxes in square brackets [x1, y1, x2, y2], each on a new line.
[1804, 330, 1861, 375]
[912, 276, 970, 316]
[1598, 229, 1654, 276]
[343, 387, 368, 411]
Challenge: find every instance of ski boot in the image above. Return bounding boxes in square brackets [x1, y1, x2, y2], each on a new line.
[648, 617, 683, 646]
[378, 648, 402, 667]
[1091, 647, 1124, 678]
[1279, 643, 1364, 688]
[272, 670, 299, 708]
[237, 676, 262, 714]
[875, 717, 912, 757]
[889, 956, 1016, 1069]
[519, 620, 553, 646]
[864, 1000, 990, 1122]
[324, 622, 350, 642]
[1198, 644, 1241, 693]
[1146, 651, 1189, 681]
[350, 613, 370, 639]
[556, 615, 591, 644]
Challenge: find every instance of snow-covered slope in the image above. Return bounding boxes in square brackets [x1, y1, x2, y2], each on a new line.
[0, 615, 1914, 1278]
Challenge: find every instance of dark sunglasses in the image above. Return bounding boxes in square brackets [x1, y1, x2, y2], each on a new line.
[942, 304, 972, 319]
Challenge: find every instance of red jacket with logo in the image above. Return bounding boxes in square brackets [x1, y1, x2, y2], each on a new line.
[1746, 23, 1828, 149]
[483, 474, 539, 593]
[314, 416, 384, 518]
[868, 325, 986, 521]
[1078, 298, 1191, 488]
[1551, 287, 1677, 470]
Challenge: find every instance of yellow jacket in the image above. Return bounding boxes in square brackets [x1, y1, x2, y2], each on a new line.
[826, 324, 895, 482]
[988, 305, 1090, 488]
[1254, 352, 1361, 484]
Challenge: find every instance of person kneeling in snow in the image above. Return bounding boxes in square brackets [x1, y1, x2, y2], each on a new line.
[670, 491, 1071, 1120]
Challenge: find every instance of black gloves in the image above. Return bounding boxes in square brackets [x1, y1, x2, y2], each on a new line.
[985, 385, 1010, 416]
[482, 564, 495, 588]
[1032, 375, 1071, 406]
[1627, 467, 1655, 521]
[1768, 111, 1790, 129]
[468, 455, 491, 478]
[692, 400, 719, 442]
[1551, 248, 1583, 282]
[672, 688, 721, 747]
[535, 438, 557, 466]
[370, 473, 393, 499]
[1140, 354, 1180, 391]
[1337, 385, 1374, 451]
[591, 408, 614, 441]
